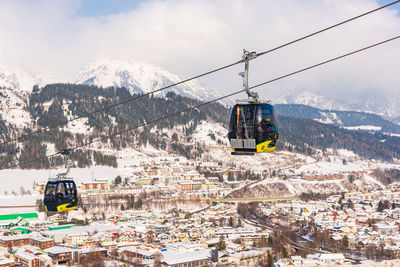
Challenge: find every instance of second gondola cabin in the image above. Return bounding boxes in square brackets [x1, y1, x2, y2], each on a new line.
[43, 153, 78, 213]
[44, 178, 78, 212]
[229, 102, 279, 154]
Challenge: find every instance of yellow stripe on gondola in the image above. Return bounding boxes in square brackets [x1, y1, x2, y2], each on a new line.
[256, 140, 276, 153]
[57, 203, 77, 212]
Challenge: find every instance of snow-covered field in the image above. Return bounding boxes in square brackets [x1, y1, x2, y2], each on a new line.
[0, 166, 127, 195]
[344, 125, 382, 131]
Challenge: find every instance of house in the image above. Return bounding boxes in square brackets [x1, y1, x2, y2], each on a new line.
[79, 247, 108, 260]
[14, 251, 40, 267]
[162, 249, 210, 267]
[66, 232, 89, 245]
[291, 255, 302, 265]
[0, 257, 16, 267]
[207, 177, 220, 183]
[101, 241, 118, 252]
[392, 208, 400, 220]
[179, 182, 202, 191]
[0, 235, 30, 247]
[121, 244, 161, 261]
[315, 253, 345, 265]
[149, 224, 170, 234]
[228, 249, 268, 265]
[0, 217, 31, 229]
[136, 178, 154, 185]
[29, 234, 55, 250]
[81, 180, 107, 190]
[44, 246, 72, 265]
[158, 234, 170, 243]
[373, 224, 398, 235]
[202, 238, 219, 248]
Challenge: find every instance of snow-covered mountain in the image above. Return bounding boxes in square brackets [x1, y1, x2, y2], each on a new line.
[1, 60, 398, 119]
[276, 90, 400, 123]
[0, 88, 32, 127]
[276, 91, 347, 111]
[0, 64, 43, 91]
[72, 59, 224, 103]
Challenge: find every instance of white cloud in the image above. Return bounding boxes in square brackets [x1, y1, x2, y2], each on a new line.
[0, 0, 399, 105]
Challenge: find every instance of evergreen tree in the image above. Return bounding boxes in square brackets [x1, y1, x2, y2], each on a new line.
[266, 250, 273, 267]
[218, 236, 226, 251]
[114, 176, 122, 185]
[281, 245, 289, 258]
[259, 235, 268, 248]
[342, 235, 349, 248]
[348, 199, 354, 209]
[268, 236, 273, 247]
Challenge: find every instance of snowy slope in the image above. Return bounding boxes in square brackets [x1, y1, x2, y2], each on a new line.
[276, 91, 347, 111]
[276, 90, 400, 123]
[275, 104, 400, 134]
[73, 59, 223, 103]
[0, 88, 32, 127]
[0, 64, 43, 91]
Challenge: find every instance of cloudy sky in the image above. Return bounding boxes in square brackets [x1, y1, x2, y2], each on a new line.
[0, 0, 399, 105]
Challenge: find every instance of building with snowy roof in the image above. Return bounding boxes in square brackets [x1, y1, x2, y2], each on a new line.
[44, 246, 72, 265]
[162, 249, 210, 267]
[14, 251, 40, 267]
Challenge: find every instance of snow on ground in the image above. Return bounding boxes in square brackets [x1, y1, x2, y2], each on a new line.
[115, 146, 188, 167]
[62, 117, 92, 134]
[0, 146, 188, 198]
[315, 111, 342, 125]
[0, 166, 129, 196]
[45, 143, 57, 156]
[207, 149, 311, 173]
[0, 88, 32, 127]
[292, 159, 367, 176]
[0, 195, 40, 206]
[137, 143, 170, 157]
[335, 149, 357, 158]
[363, 173, 385, 188]
[344, 125, 382, 131]
[0, 207, 37, 215]
[192, 121, 229, 146]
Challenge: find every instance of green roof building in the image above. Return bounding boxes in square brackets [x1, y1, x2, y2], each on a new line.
[0, 213, 38, 221]
[48, 224, 76, 231]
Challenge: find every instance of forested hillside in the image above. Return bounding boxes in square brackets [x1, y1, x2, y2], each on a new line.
[0, 84, 400, 169]
[276, 104, 400, 134]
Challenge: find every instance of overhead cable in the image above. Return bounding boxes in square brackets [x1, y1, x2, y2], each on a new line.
[5, 34, 399, 170]
[1, 0, 398, 147]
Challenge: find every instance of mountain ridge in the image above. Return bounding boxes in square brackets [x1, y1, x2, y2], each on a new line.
[275, 90, 400, 122]
[1, 61, 398, 119]
[0, 83, 400, 170]
[275, 103, 400, 134]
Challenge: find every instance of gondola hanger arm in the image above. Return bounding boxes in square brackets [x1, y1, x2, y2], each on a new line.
[239, 49, 258, 101]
